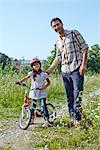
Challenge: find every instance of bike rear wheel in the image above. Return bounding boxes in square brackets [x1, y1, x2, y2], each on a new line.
[46, 103, 56, 122]
[19, 105, 32, 130]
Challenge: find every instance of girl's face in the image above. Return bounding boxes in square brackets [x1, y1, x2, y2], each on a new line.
[32, 62, 40, 71]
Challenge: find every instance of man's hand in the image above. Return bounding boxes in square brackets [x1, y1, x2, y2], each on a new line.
[46, 69, 51, 75]
[79, 48, 88, 75]
[79, 64, 86, 75]
[46, 57, 60, 75]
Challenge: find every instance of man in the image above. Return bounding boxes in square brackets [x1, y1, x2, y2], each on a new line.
[47, 17, 88, 127]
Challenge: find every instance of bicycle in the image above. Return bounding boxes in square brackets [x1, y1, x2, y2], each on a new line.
[16, 82, 56, 130]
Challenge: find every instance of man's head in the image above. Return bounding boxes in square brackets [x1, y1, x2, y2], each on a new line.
[50, 17, 63, 26]
[50, 17, 64, 34]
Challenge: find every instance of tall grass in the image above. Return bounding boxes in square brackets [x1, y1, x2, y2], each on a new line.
[0, 72, 100, 117]
[47, 75, 66, 102]
[0, 73, 23, 108]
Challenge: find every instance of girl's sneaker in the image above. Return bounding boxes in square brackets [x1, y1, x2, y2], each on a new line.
[30, 119, 34, 125]
[42, 121, 52, 127]
[30, 116, 35, 125]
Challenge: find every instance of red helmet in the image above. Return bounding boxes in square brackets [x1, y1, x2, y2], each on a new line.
[30, 57, 41, 67]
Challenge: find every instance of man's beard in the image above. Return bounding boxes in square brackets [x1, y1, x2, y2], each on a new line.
[55, 29, 58, 32]
[55, 27, 62, 34]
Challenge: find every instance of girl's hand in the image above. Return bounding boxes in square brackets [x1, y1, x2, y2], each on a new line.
[37, 78, 50, 90]
[38, 85, 48, 90]
[38, 86, 44, 90]
[15, 80, 22, 85]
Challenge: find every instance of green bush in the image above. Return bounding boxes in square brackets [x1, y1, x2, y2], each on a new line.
[87, 44, 100, 74]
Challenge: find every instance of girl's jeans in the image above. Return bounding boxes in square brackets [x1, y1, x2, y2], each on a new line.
[31, 98, 49, 120]
[62, 68, 84, 121]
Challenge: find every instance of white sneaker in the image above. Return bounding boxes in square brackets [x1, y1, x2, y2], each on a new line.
[42, 121, 52, 127]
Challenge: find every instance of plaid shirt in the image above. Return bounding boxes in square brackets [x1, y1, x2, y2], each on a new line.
[56, 29, 89, 73]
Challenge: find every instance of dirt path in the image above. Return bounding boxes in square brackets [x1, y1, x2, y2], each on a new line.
[0, 88, 100, 150]
[0, 117, 46, 150]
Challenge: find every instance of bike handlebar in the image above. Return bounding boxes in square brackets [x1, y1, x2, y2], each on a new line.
[16, 81, 26, 86]
[15, 81, 39, 90]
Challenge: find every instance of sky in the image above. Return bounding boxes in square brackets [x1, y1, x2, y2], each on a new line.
[0, 0, 100, 60]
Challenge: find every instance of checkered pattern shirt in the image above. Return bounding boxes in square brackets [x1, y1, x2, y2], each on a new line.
[56, 29, 89, 73]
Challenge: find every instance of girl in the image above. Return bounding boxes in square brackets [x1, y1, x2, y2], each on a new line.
[16, 57, 51, 127]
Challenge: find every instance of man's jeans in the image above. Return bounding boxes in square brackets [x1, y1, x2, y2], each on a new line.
[62, 68, 84, 121]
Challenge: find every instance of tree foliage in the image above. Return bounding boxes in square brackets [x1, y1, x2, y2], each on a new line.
[0, 52, 11, 71]
[1, 44, 100, 74]
[43, 44, 100, 75]
[42, 44, 61, 74]
[87, 44, 100, 73]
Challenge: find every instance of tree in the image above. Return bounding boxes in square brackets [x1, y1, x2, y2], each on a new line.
[0, 52, 11, 72]
[87, 44, 100, 73]
[43, 44, 100, 75]
[42, 44, 61, 74]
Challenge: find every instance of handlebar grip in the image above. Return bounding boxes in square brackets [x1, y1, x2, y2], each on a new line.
[22, 83, 26, 86]
[16, 82, 21, 85]
[16, 82, 26, 87]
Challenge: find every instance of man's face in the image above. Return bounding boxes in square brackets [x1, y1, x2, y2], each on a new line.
[51, 20, 63, 34]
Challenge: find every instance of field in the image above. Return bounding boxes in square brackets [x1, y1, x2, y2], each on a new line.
[0, 71, 100, 150]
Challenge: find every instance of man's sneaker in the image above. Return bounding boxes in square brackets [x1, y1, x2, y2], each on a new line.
[68, 118, 74, 128]
[73, 119, 79, 127]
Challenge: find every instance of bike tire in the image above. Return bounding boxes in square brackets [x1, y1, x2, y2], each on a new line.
[18, 105, 32, 130]
[46, 103, 56, 122]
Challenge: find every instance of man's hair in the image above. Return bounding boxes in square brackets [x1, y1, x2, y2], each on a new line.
[50, 17, 63, 26]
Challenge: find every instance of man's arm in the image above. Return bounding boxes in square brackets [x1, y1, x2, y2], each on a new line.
[79, 49, 88, 75]
[47, 57, 60, 74]
[73, 30, 88, 75]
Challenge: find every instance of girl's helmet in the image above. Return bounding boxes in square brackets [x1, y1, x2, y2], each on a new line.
[30, 57, 41, 67]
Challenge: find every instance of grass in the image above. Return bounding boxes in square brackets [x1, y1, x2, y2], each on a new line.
[29, 94, 99, 150]
[31, 125, 99, 149]
[0, 72, 100, 150]
[84, 74, 100, 93]
[0, 147, 12, 150]
[0, 73, 99, 119]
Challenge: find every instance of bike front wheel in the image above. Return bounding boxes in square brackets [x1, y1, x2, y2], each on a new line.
[46, 103, 56, 122]
[19, 105, 32, 130]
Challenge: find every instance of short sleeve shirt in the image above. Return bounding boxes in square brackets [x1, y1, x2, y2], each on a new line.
[28, 71, 48, 99]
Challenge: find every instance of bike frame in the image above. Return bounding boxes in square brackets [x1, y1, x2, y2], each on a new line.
[16, 82, 48, 113]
